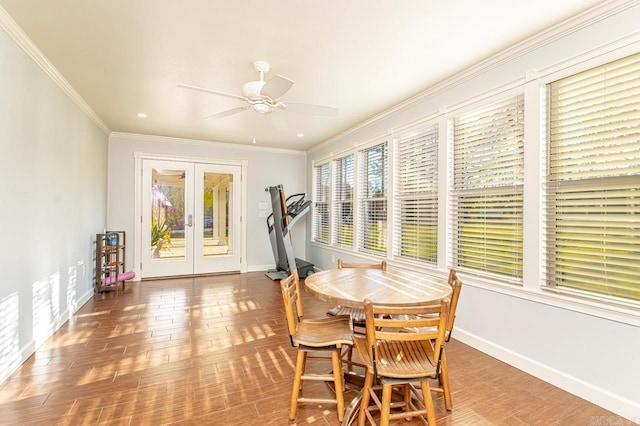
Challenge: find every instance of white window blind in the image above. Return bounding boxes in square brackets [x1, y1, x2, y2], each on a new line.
[358, 142, 388, 255]
[313, 162, 330, 244]
[332, 154, 354, 248]
[546, 52, 640, 302]
[393, 125, 438, 264]
[452, 95, 524, 280]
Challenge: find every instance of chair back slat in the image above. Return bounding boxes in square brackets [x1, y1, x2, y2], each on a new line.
[280, 269, 302, 339]
[337, 259, 387, 271]
[447, 268, 457, 285]
[446, 277, 462, 336]
[363, 298, 449, 366]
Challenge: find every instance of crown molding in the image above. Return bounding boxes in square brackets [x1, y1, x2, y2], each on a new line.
[110, 132, 307, 156]
[0, 5, 110, 135]
[309, 0, 640, 154]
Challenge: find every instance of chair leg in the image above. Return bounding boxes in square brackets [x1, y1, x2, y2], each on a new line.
[420, 380, 437, 426]
[289, 350, 307, 420]
[403, 384, 413, 419]
[357, 370, 374, 426]
[331, 349, 345, 421]
[379, 383, 393, 426]
[440, 350, 452, 411]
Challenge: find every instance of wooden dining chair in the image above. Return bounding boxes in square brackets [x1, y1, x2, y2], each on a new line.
[353, 298, 449, 426]
[280, 269, 354, 422]
[399, 269, 462, 411]
[326, 259, 388, 326]
[444, 269, 462, 342]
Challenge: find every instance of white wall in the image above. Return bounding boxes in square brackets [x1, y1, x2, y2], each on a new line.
[306, 2, 640, 421]
[0, 21, 109, 383]
[107, 133, 308, 273]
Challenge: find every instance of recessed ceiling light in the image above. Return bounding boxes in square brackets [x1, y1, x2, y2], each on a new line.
[297, 133, 304, 138]
[137, 113, 148, 118]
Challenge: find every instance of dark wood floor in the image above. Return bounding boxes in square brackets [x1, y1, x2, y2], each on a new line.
[0, 272, 631, 425]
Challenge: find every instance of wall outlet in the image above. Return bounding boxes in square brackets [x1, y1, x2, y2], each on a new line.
[331, 255, 335, 264]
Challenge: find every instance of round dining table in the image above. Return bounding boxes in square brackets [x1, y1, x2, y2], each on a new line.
[303, 266, 453, 426]
[303, 267, 452, 308]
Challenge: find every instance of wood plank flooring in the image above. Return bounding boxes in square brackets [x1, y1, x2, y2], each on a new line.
[0, 272, 632, 425]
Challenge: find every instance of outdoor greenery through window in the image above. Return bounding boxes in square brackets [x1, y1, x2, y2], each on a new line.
[332, 154, 354, 248]
[546, 51, 640, 302]
[358, 142, 388, 255]
[313, 162, 330, 244]
[393, 124, 439, 264]
[452, 95, 524, 280]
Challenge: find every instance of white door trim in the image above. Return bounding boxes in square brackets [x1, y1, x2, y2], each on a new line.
[133, 152, 247, 279]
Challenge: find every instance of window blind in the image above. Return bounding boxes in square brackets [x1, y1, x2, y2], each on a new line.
[393, 125, 438, 264]
[313, 163, 330, 244]
[546, 51, 640, 302]
[358, 142, 388, 255]
[332, 154, 354, 248]
[452, 95, 524, 280]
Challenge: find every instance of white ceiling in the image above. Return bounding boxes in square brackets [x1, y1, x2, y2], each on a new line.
[1, 0, 605, 150]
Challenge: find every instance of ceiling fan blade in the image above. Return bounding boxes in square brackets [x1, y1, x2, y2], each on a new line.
[178, 83, 246, 101]
[205, 106, 250, 121]
[260, 74, 294, 100]
[279, 101, 339, 117]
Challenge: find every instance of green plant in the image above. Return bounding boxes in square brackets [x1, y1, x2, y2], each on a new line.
[151, 222, 171, 247]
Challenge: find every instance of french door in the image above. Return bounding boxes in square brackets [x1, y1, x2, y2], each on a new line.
[140, 159, 243, 278]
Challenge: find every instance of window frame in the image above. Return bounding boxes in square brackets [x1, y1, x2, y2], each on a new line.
[450, 94, 526, 283]
[312, 161, 330, 245]
[357, 140, 389, 256]
[392, 122, 440, 266]
[543, 51, 640, 304]
[331, 153, 355, 249]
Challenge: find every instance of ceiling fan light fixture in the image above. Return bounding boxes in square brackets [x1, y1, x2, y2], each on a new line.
[253, 103, 271, 114]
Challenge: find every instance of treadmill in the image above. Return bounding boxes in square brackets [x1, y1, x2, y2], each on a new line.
[264, 185, 315, 280]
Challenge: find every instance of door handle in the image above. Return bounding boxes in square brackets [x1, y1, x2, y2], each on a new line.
[187, 214, 193, 227]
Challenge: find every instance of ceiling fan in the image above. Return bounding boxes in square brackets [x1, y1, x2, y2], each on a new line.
[178, 61, 339, 121]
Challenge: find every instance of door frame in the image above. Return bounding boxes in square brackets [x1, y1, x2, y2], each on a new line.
[133, 152, 248, 278]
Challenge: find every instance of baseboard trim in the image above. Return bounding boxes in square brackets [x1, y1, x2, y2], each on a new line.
[0, 287, 95, 385]
[248, 264, 274, 273]
[453, 328, 640, 422]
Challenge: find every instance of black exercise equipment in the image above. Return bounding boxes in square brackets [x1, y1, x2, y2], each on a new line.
[265, 185, 315, 280]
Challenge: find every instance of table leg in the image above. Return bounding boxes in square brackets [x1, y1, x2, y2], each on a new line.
[342, 390, 363, 426]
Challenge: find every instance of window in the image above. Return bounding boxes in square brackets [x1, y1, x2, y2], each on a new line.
[546, 52, 640, 302]
[312, 162, 330, 244]
[358, 142, 388, 255]
[393, 124, 439, 264]
[452, 95, 524, 280]
[332, 154, 354, 248]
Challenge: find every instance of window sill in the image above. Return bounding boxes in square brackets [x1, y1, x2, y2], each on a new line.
[454, 272, 640, 328]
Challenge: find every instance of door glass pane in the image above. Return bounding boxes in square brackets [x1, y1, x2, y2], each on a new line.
[203, 172, 232, 257]
[151, 168, 186, 261]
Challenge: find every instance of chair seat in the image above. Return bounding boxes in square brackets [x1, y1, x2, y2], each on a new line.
[295, 315, 353, 348]
[353, 335, 437, 379]
[327, 305, 366, 324]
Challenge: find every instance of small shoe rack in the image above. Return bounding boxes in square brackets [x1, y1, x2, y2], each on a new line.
[95, 231, 127, 293]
